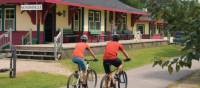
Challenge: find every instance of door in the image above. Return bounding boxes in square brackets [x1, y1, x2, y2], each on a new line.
[44, 6, 56, 42]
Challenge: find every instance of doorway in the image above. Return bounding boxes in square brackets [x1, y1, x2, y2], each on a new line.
[44, 5, 56, 43]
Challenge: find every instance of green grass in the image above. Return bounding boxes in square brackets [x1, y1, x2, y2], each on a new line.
[0, 72, 67, 88]
[61, 45, 183, 73]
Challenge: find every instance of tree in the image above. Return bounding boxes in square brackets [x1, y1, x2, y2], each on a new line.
[146, 0, 200, 73]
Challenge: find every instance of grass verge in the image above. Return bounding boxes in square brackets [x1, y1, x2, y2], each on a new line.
[0, 72, 67, 88]
[60, 45, 183, 73]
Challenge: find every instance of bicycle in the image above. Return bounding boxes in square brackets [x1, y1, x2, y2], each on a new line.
[100, 59, 130, 88]
[67, 59, 98, 88]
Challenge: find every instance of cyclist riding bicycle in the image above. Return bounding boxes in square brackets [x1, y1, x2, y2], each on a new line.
[72, 35, 97, 86]
[103, 34, 131, 76]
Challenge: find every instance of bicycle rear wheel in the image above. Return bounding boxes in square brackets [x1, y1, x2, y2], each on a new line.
[117, 71, 128, 88]
[87, 69, 97, 88]
[67, 73, 80, 88]
[100, 75, 116, 88]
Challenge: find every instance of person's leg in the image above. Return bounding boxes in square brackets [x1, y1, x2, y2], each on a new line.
[103, 60, 111, 74]
[103, 60, 112, 87]
[111, 58, 122, 73]
[72, 57, 86, 84]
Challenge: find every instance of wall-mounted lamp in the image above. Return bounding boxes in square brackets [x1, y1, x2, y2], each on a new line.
[57, 10, 66, 17]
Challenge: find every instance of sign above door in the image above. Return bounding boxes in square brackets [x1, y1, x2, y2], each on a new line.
[21, 4, 43, 11]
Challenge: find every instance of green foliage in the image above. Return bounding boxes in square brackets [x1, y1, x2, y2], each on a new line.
[146, 0, 200, 73]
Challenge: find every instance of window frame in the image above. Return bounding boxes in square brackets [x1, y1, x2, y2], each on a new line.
[0, 5, 16, 32]
[72, 9, 81, 32]
[115, 13, 127, 30]
[88, 10, 101, 32]
[4, 8, 15, 31]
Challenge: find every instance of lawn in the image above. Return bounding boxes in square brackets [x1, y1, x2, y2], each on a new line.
[60, 45, 183, 73]
[0, 45, 183, 88]
[168, 70, 200, 88]
[0, 72, 67, 88]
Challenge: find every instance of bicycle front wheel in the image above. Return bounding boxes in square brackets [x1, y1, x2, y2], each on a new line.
[87, 69, 97, 88]
[67, 73, 80, 88]
[117, 71, 128, 88]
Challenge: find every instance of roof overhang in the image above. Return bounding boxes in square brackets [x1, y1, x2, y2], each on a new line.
[0, 0, 147, 15]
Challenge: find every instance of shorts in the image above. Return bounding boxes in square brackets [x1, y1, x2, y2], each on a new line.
[103, 58, 122, 74]
[72, 57, 86, 71]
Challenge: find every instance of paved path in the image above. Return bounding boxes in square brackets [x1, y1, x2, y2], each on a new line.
[126, 61, 200, 88]
[0, 59, 71, 76]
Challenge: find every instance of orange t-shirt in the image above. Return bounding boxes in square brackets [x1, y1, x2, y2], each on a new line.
[73, 42, 89, 58]
[103, 41, 124, 60]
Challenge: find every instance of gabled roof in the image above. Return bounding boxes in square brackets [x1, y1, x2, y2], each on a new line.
[0, 0, 146, 15]
[62, 0, 145, 15]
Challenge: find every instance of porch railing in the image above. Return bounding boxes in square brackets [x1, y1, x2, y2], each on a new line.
[22, 29, 32, 45]
[54, 28, 63, 60]
[0, 28, 12, 51]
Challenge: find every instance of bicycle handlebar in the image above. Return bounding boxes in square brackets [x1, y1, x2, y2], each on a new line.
[84, 59, 98, 62]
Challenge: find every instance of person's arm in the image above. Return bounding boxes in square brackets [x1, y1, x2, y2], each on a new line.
[87, 47, 97, 60]
[119, 45, 131, 60]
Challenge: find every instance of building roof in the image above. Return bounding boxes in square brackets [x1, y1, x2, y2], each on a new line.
[136, 15, 153, 22]
[62, 0, 145, 15]
[0, 0, 146, 15]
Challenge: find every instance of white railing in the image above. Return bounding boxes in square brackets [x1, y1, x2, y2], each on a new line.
[22, 29, 32, 45]
[54, 28, 63, 60]
[0, 28, 12, 50]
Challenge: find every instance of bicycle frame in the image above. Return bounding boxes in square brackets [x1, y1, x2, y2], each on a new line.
[105, 60, 126, 87]
[74, 59, 94, 85]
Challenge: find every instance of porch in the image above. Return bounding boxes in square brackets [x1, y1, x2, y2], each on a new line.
[15, 39, 168, 60]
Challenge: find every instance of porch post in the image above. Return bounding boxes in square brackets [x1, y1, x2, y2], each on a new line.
[36, 11, 40, 44]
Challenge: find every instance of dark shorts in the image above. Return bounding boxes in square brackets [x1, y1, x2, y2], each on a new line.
[103, 58, 122, 74]
[72, 57, 86, 71]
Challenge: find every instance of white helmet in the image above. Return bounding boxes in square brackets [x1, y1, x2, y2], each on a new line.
[80, 35, 88, 41]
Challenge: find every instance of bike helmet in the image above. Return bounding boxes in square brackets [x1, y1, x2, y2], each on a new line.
[80, 35, 88, 42]
[112, 34, 120, 41]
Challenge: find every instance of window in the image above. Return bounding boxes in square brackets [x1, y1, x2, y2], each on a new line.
[4, 8, 15, 31]
[88, 10, 101, 31]
[115, 13, 127, 30]
[73, 10, 80, 31]
[0, 9, 2, 31]
[137, 24, 145, 34]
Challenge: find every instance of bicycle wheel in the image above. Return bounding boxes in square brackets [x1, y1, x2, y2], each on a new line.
[117, 71, 128, 88]
[100, 75, 116, 88]
[67, 73, 81, 88]
[86, 69, 97, 88]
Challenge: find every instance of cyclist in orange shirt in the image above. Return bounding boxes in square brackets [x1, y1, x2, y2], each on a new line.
[72, 35, 97, 85]
[103, 34, 131, 75]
